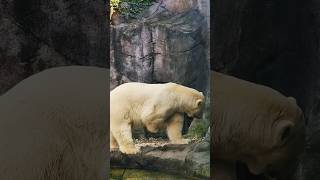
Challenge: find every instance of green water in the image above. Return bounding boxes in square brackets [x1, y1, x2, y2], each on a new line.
[111, 168, 201, 180]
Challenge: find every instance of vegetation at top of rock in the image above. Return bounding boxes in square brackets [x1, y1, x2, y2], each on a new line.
[110, 0, 155, 19]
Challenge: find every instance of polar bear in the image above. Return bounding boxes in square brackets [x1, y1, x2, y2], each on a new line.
[212, 71, 305, 178]
[0, 66, 108, 180]
[110, 82, 204, 154]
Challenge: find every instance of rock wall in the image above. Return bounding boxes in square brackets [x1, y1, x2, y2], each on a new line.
[110, 8, 209, 94]
[213, 0, 320, 179]
[197, 0, 210, 28]
[296, 1, 320, 179]
[0, 0, 108, 95]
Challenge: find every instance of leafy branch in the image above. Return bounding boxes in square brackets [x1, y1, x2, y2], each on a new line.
[111, 0, 155, 19]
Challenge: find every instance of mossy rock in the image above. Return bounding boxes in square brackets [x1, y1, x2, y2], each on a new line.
[193, 162, 210, 177]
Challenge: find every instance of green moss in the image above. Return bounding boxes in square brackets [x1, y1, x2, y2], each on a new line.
[187, 120, 209, 139]
[111, 0, 121, 8]
[124, 169, 182, 179]
[194, 164, 210, 177]
[111, 0, 155, 19]
[110, 168, 125, 179]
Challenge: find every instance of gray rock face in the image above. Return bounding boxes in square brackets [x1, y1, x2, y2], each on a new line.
[299, 2, 320, 180]
[110, 9, 209, 94]
[0, 0, 108, 95]
[110, 142, 210, 178]
[186, 141, 210, 177]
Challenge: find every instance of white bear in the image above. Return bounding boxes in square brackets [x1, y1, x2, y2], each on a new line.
[110, 82, 204, 154]
[212, 71, 305, 178]
[0, 66, 108, 180]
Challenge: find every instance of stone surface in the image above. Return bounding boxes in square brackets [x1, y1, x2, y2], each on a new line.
[110, 8, 209, 94]
[110, 141, 210, 178]
[111, 168, 194, 179]
[186, 141, 210, 177]
[0, 0, 108, 95]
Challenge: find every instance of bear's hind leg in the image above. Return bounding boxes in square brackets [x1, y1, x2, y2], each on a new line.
[113, 123, 140, 154]
[110, 132, 119, 151]
[167, 113, 191, 144]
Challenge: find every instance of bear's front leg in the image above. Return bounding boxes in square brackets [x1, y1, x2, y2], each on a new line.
[112, 123, 140, 154]
[167, 113, 191, 144]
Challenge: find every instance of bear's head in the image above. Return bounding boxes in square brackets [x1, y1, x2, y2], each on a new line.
[182, 89, 205, 119]
[186, 96, 205, 119]
[168, 82, 205, 119]
[241, 97, 305, 177]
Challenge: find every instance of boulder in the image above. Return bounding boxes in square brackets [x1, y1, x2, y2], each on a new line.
[110, 141, 210, 178]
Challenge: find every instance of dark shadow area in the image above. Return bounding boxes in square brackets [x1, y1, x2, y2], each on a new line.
[212, 0, 320, 179]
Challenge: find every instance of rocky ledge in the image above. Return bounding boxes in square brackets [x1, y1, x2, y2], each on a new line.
[110, 140, 210, 178]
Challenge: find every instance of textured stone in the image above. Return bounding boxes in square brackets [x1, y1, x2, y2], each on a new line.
[186, 141, 210, 177]
[0, 0, 108, 95]
[110, 142, 210, 178]
[110, 9, 209, 94]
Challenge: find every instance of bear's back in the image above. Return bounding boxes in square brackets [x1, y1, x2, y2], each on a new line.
[212, 71, 289, 114]
[110, 82, 169, 102]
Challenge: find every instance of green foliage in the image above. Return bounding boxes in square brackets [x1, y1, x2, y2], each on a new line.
[187, 120, 209, 139]
[194, 163, 210, 177]
[111, 0, 155, 19]
[111, 0, 120, 9]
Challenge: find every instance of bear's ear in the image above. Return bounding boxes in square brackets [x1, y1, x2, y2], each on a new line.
[288, 97, 297, 104]
[274, 120, 294, 147]
[196, 99, 203, 107]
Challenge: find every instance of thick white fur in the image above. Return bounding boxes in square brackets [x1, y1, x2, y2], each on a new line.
[0, 66, 108, 180]
[110, 82, 204, 154]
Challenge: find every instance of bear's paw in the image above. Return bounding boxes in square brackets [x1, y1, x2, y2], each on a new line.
[171, 138, 191, 144]
[120, 145, 141, 154]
